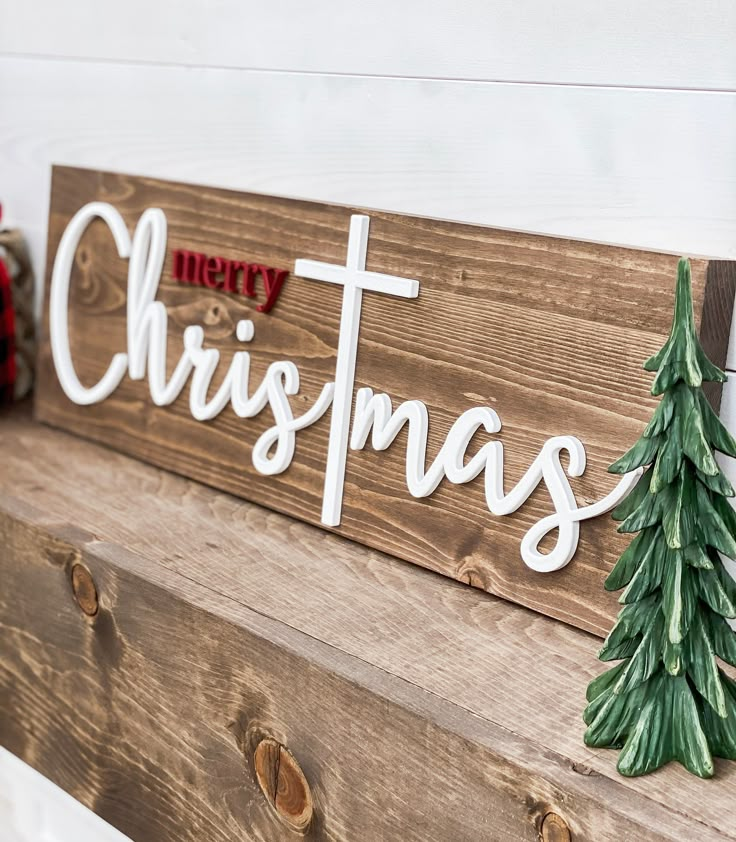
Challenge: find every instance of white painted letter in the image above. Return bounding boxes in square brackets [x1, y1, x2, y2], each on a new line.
[50, 202, 130, 404]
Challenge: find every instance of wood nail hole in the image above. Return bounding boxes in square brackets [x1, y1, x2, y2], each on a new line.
[254, 738, 313, 834]
[540, 811, 571, 842]
[70, 564, 98, 617]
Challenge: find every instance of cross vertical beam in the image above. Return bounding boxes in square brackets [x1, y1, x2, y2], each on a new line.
[294, 214, 420, 527]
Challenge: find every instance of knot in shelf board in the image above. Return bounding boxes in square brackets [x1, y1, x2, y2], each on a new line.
[1, 406, 735, 842]
[70, 563, 98, 617]
[540, 811, 572, 842]
[253, 738, 313, 834]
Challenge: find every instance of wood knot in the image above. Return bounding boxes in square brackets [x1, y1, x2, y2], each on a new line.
[70, 564, 98, 617]
[540, 811, 571, 842]
[254, 738, 313, 834]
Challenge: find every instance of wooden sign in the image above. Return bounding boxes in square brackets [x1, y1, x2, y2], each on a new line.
[36, 166, 736, 636]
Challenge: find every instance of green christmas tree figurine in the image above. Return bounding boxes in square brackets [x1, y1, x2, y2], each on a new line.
[583, 258, 736, 778]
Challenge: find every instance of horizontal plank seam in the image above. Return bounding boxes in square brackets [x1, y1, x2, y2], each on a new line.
[1, 50, 736, 95]
[139, 542, 573, 747]
[65, 164, 735, 261]
[159, 554, 736, 836]
[93, 539, 735, 839]
[3, 493, 735, 839]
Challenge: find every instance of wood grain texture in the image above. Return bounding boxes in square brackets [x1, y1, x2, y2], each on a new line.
[2, 0, 735, 89]
[699, 261, 736, 409]
[35, 167, 736, 635]
[2, 406, 736, 838]
[3, 55, 736, 301]
[0, 508, 700, 842]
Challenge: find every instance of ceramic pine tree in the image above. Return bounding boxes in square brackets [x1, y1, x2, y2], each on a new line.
[583, 258, 736, 777]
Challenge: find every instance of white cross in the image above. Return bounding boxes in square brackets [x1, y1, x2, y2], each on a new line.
[294, 214, 420, 527]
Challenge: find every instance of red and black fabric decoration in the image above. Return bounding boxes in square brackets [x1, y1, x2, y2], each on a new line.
[0, 207, 35, 404]
[0, 254, 17, 405]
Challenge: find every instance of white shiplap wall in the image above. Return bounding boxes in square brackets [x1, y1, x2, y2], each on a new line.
[1, 4, 735, 840]
[2, 0, 736, 89]
[0, 749, 131, 842]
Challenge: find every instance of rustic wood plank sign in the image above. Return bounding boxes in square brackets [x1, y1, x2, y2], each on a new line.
[35, 166, 736, 635]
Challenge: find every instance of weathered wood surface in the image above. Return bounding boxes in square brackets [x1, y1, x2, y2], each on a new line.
[35, 167, 736, 636]
[1, 405, 735, 840]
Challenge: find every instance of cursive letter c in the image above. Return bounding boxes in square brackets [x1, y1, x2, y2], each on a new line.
[50, 202, 130, 404]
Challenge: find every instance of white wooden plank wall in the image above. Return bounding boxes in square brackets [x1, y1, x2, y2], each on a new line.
[0, 3, 735, 838]
[2, 1, 736, 90]
[0, 748, 131, 842]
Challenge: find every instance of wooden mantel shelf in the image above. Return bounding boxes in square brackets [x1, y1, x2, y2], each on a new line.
[0, 404, 733, 841]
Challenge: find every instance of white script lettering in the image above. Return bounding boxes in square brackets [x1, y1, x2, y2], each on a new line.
[50, 203, 640, 573]
[50, 203, 334, 476]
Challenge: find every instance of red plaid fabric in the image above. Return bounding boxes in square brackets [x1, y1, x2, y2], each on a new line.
[0, 256, 16, 404]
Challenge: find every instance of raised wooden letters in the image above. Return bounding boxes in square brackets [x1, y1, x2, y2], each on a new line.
[35, 166, 736, 636]
[172, 248, 288, 312]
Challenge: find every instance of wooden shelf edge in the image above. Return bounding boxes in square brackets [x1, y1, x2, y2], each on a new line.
[0, 495, 725, 841]
[1, 405, 734, 840]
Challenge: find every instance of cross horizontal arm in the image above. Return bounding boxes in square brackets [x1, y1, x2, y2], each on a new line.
[294, 259, 419, 300]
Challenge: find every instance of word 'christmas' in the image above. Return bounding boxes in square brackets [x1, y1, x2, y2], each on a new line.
[48, 203, 639, 573]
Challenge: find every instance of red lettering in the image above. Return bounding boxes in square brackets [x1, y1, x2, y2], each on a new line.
[242, 263, 258, 298]
[222, 259, 239, 293]
[172, 249, 206, 285]
[254, 266, 289, 313]
[170, 249, 287, 312]
[202, 256, 225, 289]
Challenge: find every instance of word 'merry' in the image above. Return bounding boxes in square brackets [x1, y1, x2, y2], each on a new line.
[171, 249, 288, 313]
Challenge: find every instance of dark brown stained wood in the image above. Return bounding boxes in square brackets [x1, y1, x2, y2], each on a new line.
[1, 407, 735, 840]
[34, 166, 736, 635]
[700, 260, 736, 411]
